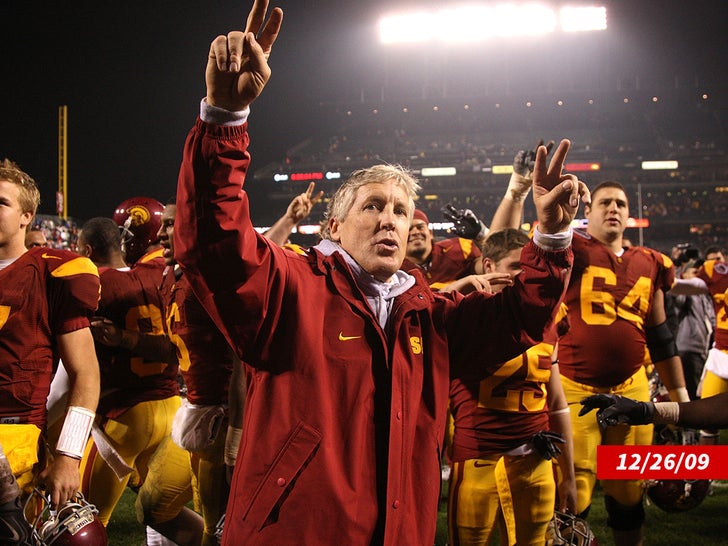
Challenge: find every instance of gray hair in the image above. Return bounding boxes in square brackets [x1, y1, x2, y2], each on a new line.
[321, 164, 421, 240]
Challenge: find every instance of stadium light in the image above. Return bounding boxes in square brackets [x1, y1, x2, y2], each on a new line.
[565, 162, 601, 172]
[492, 165, 514, 174]
[560, 6, 607, 32]
[642, 161, 679, 170]
[379, 3, 604, 44]
[421, 167, 457, 177]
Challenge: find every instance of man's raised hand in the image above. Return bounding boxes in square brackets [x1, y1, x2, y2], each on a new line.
[206, 0, 283, 112]
[532, 139, 590, 234]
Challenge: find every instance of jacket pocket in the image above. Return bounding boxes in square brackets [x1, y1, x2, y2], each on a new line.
[242, 421, 322, 531]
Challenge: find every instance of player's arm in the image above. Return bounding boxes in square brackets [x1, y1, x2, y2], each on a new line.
[646, 288, 689, 402]
[40, 328, 100, 507]
[548, 358, 577, 514]
[90, 317, 178, 364]
[676, 393, 728, 428]
[580, 392, 728, 429]
[669, 276, 709, 296]
[264, 182, 323, 246]
[437, 272, 513, 295]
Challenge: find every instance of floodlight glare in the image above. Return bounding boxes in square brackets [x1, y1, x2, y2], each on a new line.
[642, 160, 679, 170]
[560, 6, 607, 32]
[379, 12, 434, 44]
[379, 3, 602, 44]
[421, 167, 457, 177]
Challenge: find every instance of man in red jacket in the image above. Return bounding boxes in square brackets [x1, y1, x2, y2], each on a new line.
[174, 1, 589, 544]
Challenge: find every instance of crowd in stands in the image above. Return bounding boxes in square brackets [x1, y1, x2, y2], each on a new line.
[252, 90, 726, 257]
[30, 214, 79, 251]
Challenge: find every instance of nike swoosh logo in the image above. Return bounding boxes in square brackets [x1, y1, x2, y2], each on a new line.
[338, 332, 361, 341]
[473, 461, 489, 468]
[41, 252, 62, 260]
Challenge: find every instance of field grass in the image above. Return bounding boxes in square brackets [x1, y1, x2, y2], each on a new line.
[105, 433, 728, 546]
[104, 479, 728, 545]
[435, 479, 728, 546]
[104, 489, 146, 545]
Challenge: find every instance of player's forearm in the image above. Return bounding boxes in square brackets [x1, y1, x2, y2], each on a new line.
[653, 357, 689, 402]
[119, 330, 178, 365]
[489, 194, 525, 233]
[549, 407, 575, 481]
[58, 329, 100, 412]
[263, 215, 298, 247]
[677, 393, 728, 428]
[669, 277, 708, 296]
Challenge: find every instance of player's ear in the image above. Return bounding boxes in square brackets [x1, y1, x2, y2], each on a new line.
[20, 211, 33, 230]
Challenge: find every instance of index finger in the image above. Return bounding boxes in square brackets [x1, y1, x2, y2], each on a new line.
[245, 0, 283, 56]
[304, 182, 316, 199]
[245, 0, 271, 35]
[547, 139, 571, 177]
[532, 145, 549, 183]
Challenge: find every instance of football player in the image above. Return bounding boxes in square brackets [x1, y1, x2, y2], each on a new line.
[403, 209, 485, 291]
[140, 201, 241, 546]
[112, 197, 165, 267]
[74, 216, 202, 544]
[556, 181, 688, 545]
[23, 227, 48, 250]
[670, 253, 728, 445]
[448, 228, 577, 545]
[0, 159, 100, 542]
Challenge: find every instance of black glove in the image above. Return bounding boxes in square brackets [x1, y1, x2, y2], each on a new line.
[578, 394, 655, 427]
[530, 430, 565, 461]
[441, 204, 488, 240]
[513, 139, 555, 177]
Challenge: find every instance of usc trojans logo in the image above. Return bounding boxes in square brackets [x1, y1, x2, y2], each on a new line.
[127, 204, 152, 227]
[410, 336, 422, 355]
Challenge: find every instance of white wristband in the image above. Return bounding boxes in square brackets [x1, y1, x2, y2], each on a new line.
[549, 407, 570, 416]
[532, 227, 573, 251]
[653, 402, 680, 425]
[668, 387, 690, 403]
[224, 426, 243, 466]
[56, 406, 95, 460]
[505, 173, 532, 202]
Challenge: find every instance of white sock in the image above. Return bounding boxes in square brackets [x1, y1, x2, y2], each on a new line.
[146, 526, 178, 546]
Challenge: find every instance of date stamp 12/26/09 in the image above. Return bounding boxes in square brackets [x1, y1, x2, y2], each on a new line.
[597, 446, 728, 480]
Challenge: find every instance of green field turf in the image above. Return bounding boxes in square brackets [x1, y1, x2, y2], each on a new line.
[103, 478, 728, 545]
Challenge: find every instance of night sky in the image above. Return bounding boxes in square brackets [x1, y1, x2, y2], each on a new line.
[2, 0, 726, 223]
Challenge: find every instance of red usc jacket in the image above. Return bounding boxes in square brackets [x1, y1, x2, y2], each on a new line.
[175, 118, 572, 546]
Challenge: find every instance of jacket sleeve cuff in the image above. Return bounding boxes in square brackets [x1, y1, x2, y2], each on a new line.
[200, 98, 250, 126]
[532, 227, 573, 251]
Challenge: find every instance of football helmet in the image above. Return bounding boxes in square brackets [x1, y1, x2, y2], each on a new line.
[546, 511, 598, 546]
[646, 424, 711, 513]
[646, 477, 711, 513]
[112, 197, 164, 265]
[25, 489, 107, 546]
